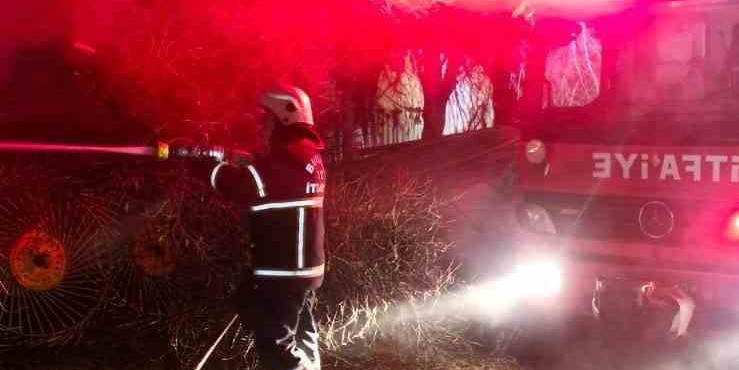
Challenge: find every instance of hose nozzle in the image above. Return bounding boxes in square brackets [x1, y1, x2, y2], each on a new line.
[157, 142, 225, 161]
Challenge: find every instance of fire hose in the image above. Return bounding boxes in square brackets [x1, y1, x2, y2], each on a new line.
[194, 314, 240, 370]
[0, 141, 249, 162]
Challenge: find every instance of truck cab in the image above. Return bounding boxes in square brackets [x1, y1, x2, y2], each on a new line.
[515, 0, 739, 331]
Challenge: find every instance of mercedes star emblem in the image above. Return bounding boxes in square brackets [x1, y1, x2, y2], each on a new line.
[638, 201, 675, 239]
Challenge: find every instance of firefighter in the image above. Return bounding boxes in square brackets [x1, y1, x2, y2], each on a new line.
[194, 86, 326, 370]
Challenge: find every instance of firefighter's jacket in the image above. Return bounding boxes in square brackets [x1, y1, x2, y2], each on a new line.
[208, 138, 326, 289]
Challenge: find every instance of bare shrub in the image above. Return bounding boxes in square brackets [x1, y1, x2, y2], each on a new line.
[323, 170, 456, 303]
[318, 168, 479, 366]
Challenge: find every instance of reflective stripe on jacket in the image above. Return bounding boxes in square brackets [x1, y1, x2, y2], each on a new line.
[209, 142, 326, 289]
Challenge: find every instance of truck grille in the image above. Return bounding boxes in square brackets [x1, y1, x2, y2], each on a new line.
[524, 193, 689, 244]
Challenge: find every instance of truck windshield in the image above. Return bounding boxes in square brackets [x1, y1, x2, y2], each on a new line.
[531, 2, 739, 146]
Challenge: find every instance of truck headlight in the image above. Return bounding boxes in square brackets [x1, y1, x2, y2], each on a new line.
[518, 203, 557, 234]
[507, 261, 563, 299]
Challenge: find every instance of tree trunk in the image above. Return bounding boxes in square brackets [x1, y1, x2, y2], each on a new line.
[492, 57, 515, 126]
[420, 53, 460, 140]
[422, 94, 450, 139]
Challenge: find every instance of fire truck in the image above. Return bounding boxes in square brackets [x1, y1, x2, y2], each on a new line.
[514, 0, 739, 335]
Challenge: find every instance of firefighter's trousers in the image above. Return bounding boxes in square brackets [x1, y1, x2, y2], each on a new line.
[243, 285, 320, 370]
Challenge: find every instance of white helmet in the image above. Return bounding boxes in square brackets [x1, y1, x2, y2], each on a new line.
[259, 86, 314, 127]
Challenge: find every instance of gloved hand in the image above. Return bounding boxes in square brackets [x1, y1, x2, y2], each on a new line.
[223, 149, 253, 166]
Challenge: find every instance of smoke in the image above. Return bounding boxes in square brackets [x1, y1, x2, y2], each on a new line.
[0, 0, 134, 83]
[0, 1, 65, 84]
[0, 0, 639, 79]
[0, 0, 639, 138]
[0, 1, 69, 43]
[386, 0, 638, 17]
